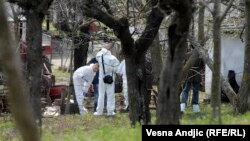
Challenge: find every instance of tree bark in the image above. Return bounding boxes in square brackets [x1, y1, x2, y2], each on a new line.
[150, 33, 163, 86]
[211, 0, 222, 124]
[198, 3, 205, 92]
[25, 9, 43, 125]
[0, 2, 40, 141]
[238, 0, 250, 113]
[9, 0, 54, 127]
[73, 33, 89, 71]
[157, 0, 193, 124]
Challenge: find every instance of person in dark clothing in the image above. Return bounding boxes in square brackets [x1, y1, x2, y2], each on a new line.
[180, 57, 205, 113]
[87, 57, 99, 112]
[228, 70, 239, 93]
[221, 70, 239, 102]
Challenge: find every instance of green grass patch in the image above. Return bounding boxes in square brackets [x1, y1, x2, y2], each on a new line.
[180, 103, 250, 124]
[2, 103, 250, 140]
[52, 68, 70, 84]
[41, 113, 141, 141]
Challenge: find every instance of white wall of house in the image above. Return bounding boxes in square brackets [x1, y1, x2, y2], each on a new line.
[205, 37, 244, 97]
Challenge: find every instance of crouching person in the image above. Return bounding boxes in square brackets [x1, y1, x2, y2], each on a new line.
[73, 63, 99, 115]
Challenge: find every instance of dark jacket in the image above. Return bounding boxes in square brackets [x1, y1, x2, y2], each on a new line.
[187, 58, 204, 82]
[88, 57, 99, 84]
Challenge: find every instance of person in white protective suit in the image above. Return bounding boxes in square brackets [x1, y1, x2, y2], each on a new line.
[94, 45, 120, 116]
[116, 59, 129, 111]
[73, 63, 99, 115]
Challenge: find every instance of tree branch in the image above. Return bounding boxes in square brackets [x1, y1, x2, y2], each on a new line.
[219, 0, 235, 24]
[135, 6, 164, 54]
[200, 0, 214, 15]
[102, 0, 113, 15]
[182, 50, 199, 76]
[82, 3, 122, 31]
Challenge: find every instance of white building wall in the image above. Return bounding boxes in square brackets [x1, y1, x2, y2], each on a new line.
[205, 37, 244, 97]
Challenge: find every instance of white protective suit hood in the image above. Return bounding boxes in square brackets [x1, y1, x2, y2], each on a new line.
[96, 48, 119, 76]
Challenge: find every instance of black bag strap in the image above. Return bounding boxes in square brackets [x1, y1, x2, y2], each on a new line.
[102, 55, 106, 75]
[102, 54, 113, 76]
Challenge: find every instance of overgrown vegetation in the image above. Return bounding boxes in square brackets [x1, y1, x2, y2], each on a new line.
[1, 103, 250, 141]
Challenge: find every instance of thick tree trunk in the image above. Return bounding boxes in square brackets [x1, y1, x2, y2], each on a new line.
[238, 0, 250, 113]
[0, 2, 40, 140]
[157, 0, 193, 124]
[211, 0, 222, 124]
[126, 57, 141, 125]
[150, 33, 162, 86]
[73, 35, 89, 71]
[26, 10, 43, 125]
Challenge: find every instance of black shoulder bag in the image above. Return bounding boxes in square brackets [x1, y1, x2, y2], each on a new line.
[102, 55, 113, 84]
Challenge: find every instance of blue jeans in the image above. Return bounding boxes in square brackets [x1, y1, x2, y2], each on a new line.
[93, 84, 99, 112]
[181, 81, 200, 105]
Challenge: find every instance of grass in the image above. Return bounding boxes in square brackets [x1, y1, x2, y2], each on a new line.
[52, 67, 70, 84]
[180, 103, 250, 125]
[0, 113, 141, 141]
[1, 102, 250, 141]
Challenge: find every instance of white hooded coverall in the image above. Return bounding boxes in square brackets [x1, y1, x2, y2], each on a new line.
[73, 64, 96, 114]
[95, 48, 120, 115]
[117, 59, 128, 109]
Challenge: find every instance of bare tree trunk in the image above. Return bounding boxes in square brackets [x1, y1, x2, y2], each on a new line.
[211, 0, 236, 121]
[126, 57, 141, 125]
[8, 0, 54, 127]
[198, 4, 205, 46]
[238, 0, 250, 113]
[26, 9, 43, 125]
[157, 0, 193, 124]
[210, 0, 231, 124]
[73, 24, 90, 71]
[198, 3, 206, 92]
[150, 33, 162, 86]
[0, 2, 40, 141]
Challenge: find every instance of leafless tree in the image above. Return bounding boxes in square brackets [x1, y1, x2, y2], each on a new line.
[238, 0, 250, 113]
[0, 1, 40, 141]
[8, 0, 54, 127]
[82, 0, 164, 125]
[201, 0, 234, 124]
[157, 0, 194, 124]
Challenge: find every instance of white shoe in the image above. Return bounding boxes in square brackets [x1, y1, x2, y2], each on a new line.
[193, 104, 200, 113]
[180, 103, 186, 112]
[93, 112, 102, 116]
[107, 112, 116, 116]
[83, 107, 88, 113]
[80, 107, 88, 115]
